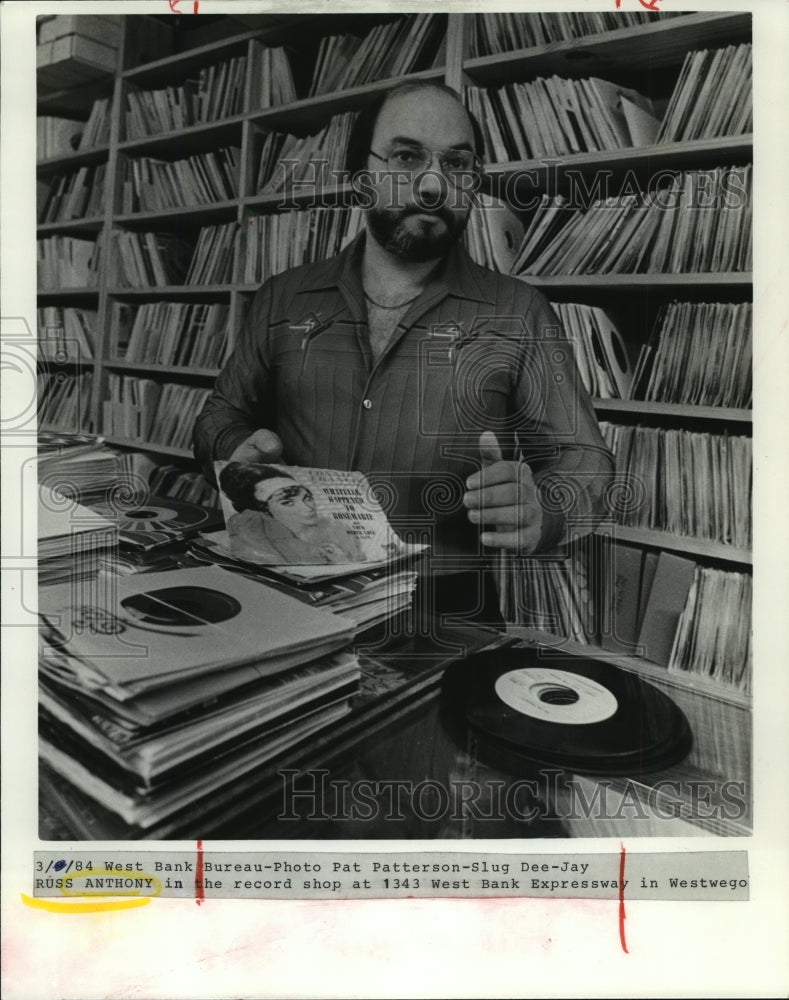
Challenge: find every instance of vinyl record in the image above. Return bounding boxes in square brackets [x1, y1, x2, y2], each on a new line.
[89, 496, 223, 549]
[593, 308, 634, 399]
[475, 193, 525, 272]
[448, 648, 692, 775]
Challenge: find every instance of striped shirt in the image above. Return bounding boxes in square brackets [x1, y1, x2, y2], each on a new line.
[194, 231, 614, 561]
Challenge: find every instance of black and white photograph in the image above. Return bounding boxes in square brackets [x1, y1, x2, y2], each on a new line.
[2, 1, 788, 997]
[30, 5, 755, 842]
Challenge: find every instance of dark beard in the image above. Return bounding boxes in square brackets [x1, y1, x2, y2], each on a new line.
[367, 206, 469, 262]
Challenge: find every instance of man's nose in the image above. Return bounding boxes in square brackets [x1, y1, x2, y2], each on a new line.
[413, 158, 449, 206]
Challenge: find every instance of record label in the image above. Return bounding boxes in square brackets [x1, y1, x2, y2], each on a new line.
[116, 504, 182, 530]
[494, 667, 618, 726]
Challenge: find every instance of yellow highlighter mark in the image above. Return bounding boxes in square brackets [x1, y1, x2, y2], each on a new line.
[21, 893, 151, 914]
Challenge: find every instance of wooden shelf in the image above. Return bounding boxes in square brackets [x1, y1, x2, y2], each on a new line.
[37, 288, 99, 301]
[594, 524, 752, 565]
[37, 146, 110, 174]
[37, 78, 116, 117]
[122, 13, 361, 86]
[249, 68, 446, 133]
[244, 182, 354, 213]
[37, 216, 105, 236]
[38, 357, 95, 369]
[521, 273, 753, 292]
[103, 436, 196, 459]
[113, 202, 239, 227]
[106, 285, 233, 300]
[486, 135, 753, 192]
[123, 29, 261, 82]
[118, 117, 245, 157]
[505, 626, 751, 709]
[464, 11, 751, 86]
[592, 399, 752, 423]
[104, 361, 221, 378]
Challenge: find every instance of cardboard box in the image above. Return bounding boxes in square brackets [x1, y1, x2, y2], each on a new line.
[37, 34, 119, 90]
[38, 15, 121, 47]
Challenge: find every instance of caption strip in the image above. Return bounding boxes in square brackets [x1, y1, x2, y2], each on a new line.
[34, 850, 749, 901]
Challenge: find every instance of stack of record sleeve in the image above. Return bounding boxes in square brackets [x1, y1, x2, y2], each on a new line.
[38, 483, 117, 587]
[38, 564, 358, 835]
[190, 532, 418, 635]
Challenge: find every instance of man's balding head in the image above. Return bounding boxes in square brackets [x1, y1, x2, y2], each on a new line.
[346, 81, 484, 176]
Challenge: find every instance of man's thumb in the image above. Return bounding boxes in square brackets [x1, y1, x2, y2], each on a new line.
[249, 429, 283, 461]
[479, 430, 502, 466]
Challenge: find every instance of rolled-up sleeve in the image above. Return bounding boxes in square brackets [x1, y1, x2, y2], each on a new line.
[193, 282, 275, 481]
[514, 290, 615, 551]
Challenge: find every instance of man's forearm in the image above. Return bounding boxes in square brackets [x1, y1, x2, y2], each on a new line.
[192, 282, 275, 482]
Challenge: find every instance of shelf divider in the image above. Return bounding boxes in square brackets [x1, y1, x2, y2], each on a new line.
[594, 524, 751, 564]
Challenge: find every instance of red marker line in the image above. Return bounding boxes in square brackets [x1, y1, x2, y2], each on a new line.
[195, 839, 205, 906]
[615, 0, 661, 9]
[618, 843, 628, 954]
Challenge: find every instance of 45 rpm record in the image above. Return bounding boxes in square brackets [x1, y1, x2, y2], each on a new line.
[89, 496, 222, 549]
[447, 648, 692, 776]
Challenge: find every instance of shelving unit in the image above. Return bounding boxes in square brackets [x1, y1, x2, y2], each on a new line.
[460, 11, 752, 719]
[37, 11, 753, 737]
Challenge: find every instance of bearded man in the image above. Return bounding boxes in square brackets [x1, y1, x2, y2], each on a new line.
[194, 81, 614, 627]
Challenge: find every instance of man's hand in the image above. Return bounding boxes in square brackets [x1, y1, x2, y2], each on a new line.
[463, 431, 543, 553]
[228, 429, 284, 465]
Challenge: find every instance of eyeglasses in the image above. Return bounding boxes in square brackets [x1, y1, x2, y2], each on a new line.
[369, 143, 482, 187]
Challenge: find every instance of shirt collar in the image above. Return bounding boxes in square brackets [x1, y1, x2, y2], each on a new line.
[295, 227, 497, 306]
